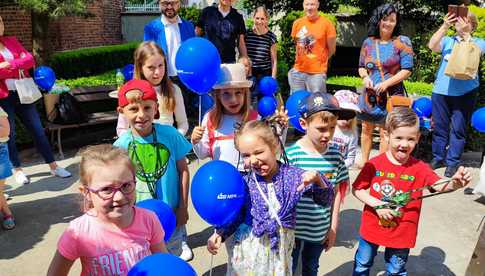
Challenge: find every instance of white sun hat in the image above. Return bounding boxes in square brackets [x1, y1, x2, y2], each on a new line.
[334, 90, 361, 113]
[212, 63, 253, 89]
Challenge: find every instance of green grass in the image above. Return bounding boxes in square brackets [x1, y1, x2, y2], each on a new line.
[327, 76, 433, 96]
[336, 4, 361, 15]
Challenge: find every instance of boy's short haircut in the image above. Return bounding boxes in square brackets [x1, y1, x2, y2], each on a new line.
[385, 107, 419, 133]
[305, 110, 338, 124]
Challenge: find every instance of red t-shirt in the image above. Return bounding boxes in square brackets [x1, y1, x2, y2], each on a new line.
[352, 153, 440, 248]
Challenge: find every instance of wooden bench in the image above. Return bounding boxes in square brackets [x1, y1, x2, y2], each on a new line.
[44, 85, 118, 159]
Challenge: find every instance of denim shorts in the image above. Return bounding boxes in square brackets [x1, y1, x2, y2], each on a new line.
[0, 143, 13, 179]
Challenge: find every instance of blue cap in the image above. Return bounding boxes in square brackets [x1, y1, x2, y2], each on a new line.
[299, 92, 355, 120]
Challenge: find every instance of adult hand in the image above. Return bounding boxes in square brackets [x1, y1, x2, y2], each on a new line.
[323, 228, 336, 252]
[373, 81, 389, 94]
[0, 61, 11, 69]
[362, 76, 373, 89]
[207, 232, 222, 255]
[443, 12, 457, 29]
[175, 206, 189, 227]
[456, 16, 472, 39]
[451, 166, 472, 189]
[190, 126, 205, 145]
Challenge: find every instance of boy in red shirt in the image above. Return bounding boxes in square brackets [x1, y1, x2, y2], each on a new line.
[352, 107, 471, 275]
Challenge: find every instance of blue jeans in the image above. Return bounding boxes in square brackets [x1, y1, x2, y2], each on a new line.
[288, 68, 327, 93]
[0, 91, 55, 167]
[353, 237, 410, 276]
[292, 238, 325, 276]
[431, 89, 478, 167]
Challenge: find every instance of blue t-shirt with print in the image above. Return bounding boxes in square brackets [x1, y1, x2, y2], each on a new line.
[432, 36, 485, 96]
[114, 123, 192, 208]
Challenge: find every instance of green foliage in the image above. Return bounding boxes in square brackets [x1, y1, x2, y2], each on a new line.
[339, 0, 452, 18]
[48, 42, 140, 79]
[178, 6, 201, 24]
[242, 0, 340, 14]
[15, 0, 93, 18]
[336, 4, 361, 15]
[60, 70, 117, 88]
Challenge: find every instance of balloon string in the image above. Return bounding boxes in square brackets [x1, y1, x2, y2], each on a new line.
[209, 228, 216, 276]
[199, 94, 202, 126]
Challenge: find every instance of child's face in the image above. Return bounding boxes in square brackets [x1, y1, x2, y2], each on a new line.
[253, 10, 268, 29]
[216, 88, 246, 115]
[142, 54, 165, 86]
[85, 162, 136, 222]
[300, 116, 337, 152]
[238, 133, 278, 181]
[386, 125, 420, 164]
[119, 93, 157, 136]
[337, 119, 351, 129]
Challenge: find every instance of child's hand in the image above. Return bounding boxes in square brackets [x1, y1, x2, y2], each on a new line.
[0, 61, 11, 69]
[451, 166, 472, 189]
[375, 206, 395, 221]
[191, 126, 205, 145]
[323, 228, 336, 252]
[298, 171, 325, 192]
[207, 232, 222, 255]
[274, 106, 289, 128]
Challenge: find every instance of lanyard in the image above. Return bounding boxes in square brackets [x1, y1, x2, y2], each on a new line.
[252, 171, 282, 227]
[130, 125, 159, 199]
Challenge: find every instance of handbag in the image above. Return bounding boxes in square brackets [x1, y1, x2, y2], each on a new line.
[444, 37, 480, 80]
[374, 40, 412, 112]
[14, 69, 42, 104]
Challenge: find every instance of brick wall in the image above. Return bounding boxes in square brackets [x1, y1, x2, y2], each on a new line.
[0, 5, 32, 51]
[1, 0, 122, 53]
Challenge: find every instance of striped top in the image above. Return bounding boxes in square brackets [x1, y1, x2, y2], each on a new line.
[286, 142, 349, 243]
[245, 30, 277, 71]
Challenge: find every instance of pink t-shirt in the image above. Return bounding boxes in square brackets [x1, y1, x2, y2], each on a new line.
[58, 207, 164, 276]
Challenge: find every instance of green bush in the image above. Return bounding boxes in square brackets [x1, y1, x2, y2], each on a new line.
[178, 6, 201, 25]
[326, 76, 433, 96]
[60, 70, 117, 88]
[48, 42, 140, 79]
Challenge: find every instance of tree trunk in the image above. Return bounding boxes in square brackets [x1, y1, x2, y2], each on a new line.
[31, 12, 52, 65]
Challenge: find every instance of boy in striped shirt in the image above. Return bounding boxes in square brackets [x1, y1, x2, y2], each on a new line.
[287, 92, 353, 276]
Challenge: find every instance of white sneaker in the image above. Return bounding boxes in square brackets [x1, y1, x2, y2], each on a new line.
[51, 167, 72, 178]
[179, 242, 194, 262]
[14, 171, 30, 185]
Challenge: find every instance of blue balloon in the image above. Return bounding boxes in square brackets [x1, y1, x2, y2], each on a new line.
[285, 90, 311, 133]
[123, 64, 134, 81]
[258, 96, 277, 118]
[191, 160, 245, 226]
[176, 37, 221, 95]
[412, 97, 432, 118]
[128, 253, 196, 276]
[33, 66, 56, 91]
[258, 76, 278, 97]
[471, 107, 485, 133]
[136, 199, 176, 242]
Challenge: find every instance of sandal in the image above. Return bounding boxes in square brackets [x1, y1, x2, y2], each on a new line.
[2, 216, 15, 230]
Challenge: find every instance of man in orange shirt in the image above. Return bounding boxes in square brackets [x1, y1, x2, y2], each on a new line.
[288, 0, 336, 93]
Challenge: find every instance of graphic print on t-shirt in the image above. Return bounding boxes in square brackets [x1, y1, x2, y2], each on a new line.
[296, 26, 316, 57]
[128, 142, 170, 184]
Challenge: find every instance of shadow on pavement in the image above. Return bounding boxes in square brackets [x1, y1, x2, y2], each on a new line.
[335, 209, 362, 249]
[202, 263, 227, 276]
[187, 226, 214, 250]
[0, 193, 81, 259]
[7, 163, 79, 197]
[324, 246, 455, 276]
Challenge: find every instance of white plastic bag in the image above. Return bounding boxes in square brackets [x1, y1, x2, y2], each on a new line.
[14, 69, 42, 104]
[473, 155, 485, 196]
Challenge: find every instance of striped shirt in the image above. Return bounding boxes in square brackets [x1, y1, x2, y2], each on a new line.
[245, 30, 277, 71]
[286, 142, 349, 243]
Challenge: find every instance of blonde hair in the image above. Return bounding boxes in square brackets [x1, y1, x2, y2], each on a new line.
[253, 6, 270, 20]
[385, 107, 419, 133]
[234, 119, 280, 155]
[134, 41, 175, 112]
[209, 87, 252, 129]
[78, 145, 135, 211]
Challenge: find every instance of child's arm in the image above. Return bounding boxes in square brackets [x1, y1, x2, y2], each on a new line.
[0, 116, 10, 138]
[352, 188, 395, 221]
[191, 116, 210, 159]
[176, 158, 190, 227]
[150, 241, 168, 254]
[46, 251, 75, 276]
[346, 133, 358, 168]
[436, 166, 472, 192]
[207, 232, 222, 255]
[324, 184, 342, 252]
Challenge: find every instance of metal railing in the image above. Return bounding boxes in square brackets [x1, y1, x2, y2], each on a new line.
[123, 0, 159, 13]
